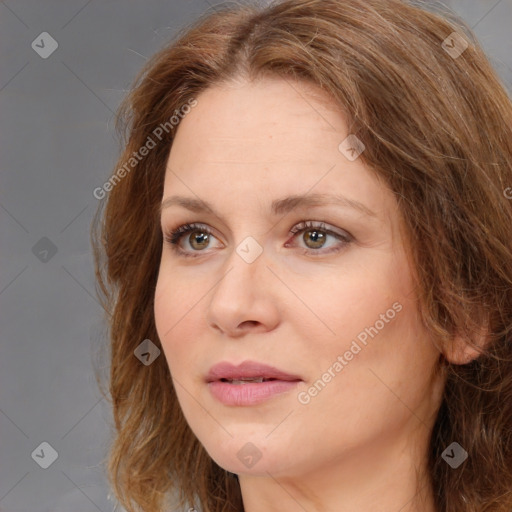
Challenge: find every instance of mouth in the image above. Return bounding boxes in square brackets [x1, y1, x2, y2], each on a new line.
[205, 360, 303, 383]
[219, 377, 281, 384]
[205, 361, 303, 406]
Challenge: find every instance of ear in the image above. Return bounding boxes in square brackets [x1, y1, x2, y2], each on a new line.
[442, 314, 489, 365]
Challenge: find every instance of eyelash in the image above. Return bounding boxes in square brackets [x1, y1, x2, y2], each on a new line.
[163, 221, 353, 259]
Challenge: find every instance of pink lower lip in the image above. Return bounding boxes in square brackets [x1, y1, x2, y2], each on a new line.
[208, 380, 301, 406]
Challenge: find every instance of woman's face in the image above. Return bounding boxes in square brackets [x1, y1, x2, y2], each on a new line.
[154, 77, 445, 480]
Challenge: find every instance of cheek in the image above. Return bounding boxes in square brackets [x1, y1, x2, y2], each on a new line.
[154, 269, 212, 383]
[154, 273, 192, 367]
[154, 274, 174, 340]
[304, 254, 425, 386]
[303, 260, 404, 343]
[154, 268, 197, 331]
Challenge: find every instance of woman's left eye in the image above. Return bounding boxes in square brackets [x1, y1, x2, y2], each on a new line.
[163, 220, 353, 258]
[287, 220, 353, 255]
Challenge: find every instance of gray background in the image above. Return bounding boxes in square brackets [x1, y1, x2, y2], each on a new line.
[1, 1, 511, 511]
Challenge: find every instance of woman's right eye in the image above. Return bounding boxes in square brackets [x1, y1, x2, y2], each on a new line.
[163, 222, 220, 258]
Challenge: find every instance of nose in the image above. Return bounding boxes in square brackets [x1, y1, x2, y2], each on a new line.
[206, 242, 281, 337]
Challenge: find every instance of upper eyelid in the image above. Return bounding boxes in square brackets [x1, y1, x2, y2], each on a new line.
[290, 220, 348, 235]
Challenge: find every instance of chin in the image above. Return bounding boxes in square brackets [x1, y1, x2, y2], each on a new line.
[200, 435, 283, 475]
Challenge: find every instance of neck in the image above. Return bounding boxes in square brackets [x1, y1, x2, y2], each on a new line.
[238, 423, 438, 512]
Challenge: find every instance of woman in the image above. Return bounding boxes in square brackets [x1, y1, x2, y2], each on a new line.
[91, 1, 512, 511]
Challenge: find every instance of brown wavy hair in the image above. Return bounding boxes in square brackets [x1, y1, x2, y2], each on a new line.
[91, 0, 512, 510]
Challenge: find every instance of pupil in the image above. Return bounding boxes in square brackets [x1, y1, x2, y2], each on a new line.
[305, 230, 325, 248]
[190, 231, 208, 249]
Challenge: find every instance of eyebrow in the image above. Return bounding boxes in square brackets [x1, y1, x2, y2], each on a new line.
[160, 193, 377, 218]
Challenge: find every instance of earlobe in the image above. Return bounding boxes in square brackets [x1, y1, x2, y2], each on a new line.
[442, 321, 489, 365]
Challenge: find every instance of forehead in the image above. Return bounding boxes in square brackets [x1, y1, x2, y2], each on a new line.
[167, 77, 348, 168]
[161, 77, 398, 234]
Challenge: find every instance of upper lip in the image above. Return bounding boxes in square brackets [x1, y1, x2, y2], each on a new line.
[206, 360, 303, 383]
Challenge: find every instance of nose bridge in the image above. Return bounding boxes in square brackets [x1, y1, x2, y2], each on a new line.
[215, 234, 267, 298]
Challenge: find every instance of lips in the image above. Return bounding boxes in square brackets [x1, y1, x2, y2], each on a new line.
[206, 361, 303, 406]
[205, 360, 302, 383]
